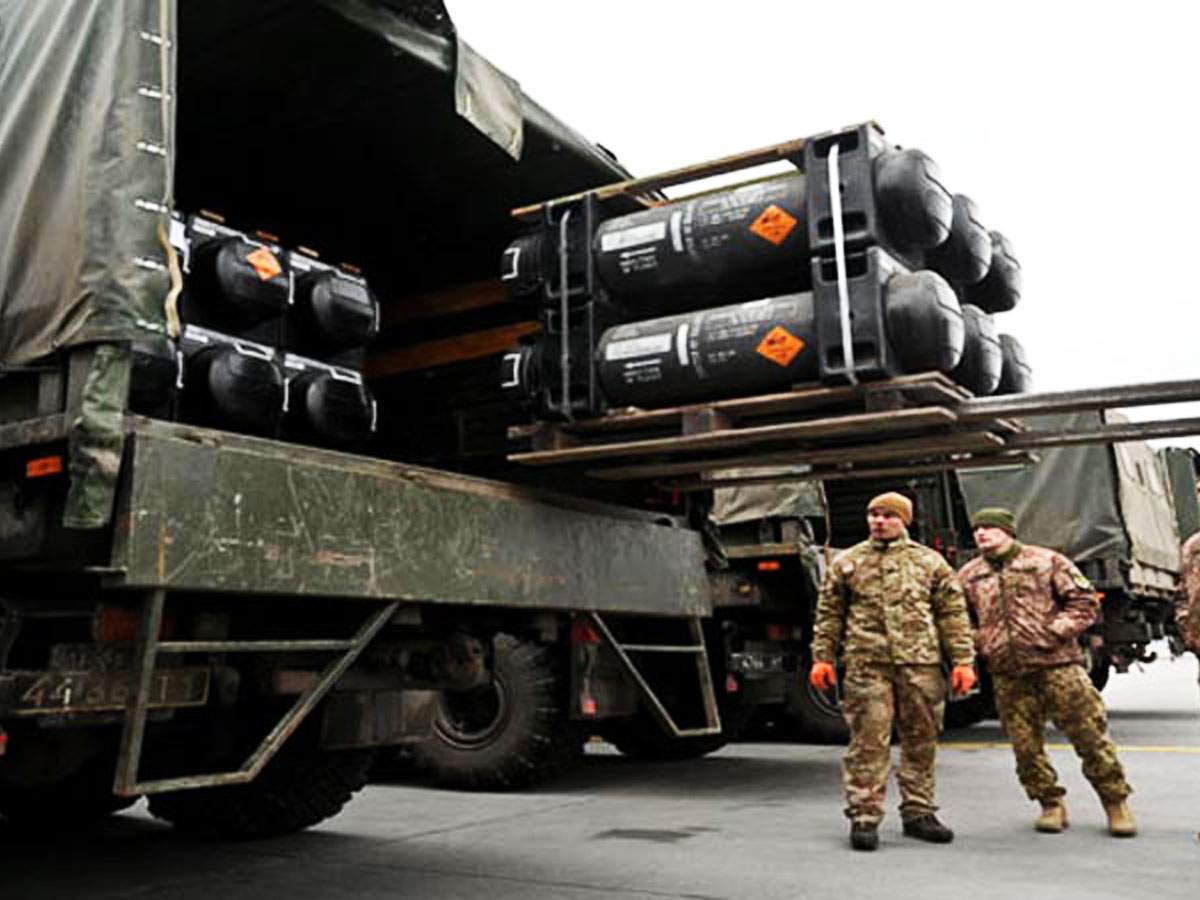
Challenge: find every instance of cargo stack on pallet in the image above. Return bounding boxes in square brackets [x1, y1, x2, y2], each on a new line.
[128, 215, 379, 452]
[495, 123, 1037, 483]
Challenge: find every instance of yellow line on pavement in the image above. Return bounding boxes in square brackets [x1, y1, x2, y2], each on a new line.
[943, 742, 1200, 754]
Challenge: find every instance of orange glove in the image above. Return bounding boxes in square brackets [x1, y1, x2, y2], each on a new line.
[950, 664, 977, 696]
[809, 661, 836, 690]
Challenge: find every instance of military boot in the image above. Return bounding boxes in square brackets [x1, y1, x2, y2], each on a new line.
[1104, 801, 1137, 837]
[849, 822, 879, 851]
[1035, 800, 1068, 833]
[902, 814, 954, 844]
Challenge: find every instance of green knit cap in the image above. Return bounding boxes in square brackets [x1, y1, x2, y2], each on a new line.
[971, 506, 1016, 535]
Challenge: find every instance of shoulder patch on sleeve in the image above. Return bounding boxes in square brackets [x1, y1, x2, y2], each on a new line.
[1070, 569, 1092, 590]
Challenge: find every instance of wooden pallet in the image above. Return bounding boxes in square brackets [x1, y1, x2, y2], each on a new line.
[506, 373, 1027, 485]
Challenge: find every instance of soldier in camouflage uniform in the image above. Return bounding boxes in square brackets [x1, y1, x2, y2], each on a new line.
[1180, 527, 1200, 843]
[809, 492, 977, 851]
[1179, 529, 1200, 662]
[958, 507, 1136, 837]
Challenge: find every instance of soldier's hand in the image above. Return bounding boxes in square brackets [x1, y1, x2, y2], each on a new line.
[950, 664, 977, 696]
[809, 661, 836, 691]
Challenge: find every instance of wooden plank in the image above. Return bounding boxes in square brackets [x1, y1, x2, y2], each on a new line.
[515, 371, 963, 439]
[669, 452, 1039, 491]
[379, 280, 508, 329]
[587, 430, 1004, 481]
[366, 322, 540, 378]
[509, 407, 958, 467]
[512, 137, 809, 220]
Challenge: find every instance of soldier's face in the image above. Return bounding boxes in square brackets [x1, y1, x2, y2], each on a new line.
[973, 525, 1014, 555]
[867, 508, 906, 540]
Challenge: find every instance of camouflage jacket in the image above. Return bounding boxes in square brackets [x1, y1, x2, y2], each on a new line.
[811, 532, 974, 667]
[1179, 531, 1200, 654]
[957, 543, 1097, 677]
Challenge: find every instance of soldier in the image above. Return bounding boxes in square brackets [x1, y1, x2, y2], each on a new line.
[1180, 528, 1200, 843]
[809, 491, 977, 851]
[957, 507, 1136, 837]
[1180, 529, 1200, 663]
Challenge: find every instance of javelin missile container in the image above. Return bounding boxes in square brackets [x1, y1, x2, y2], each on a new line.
[500, 121, 1028, 420]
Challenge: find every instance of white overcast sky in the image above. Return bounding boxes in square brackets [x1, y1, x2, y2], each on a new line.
[449, 0, 1200, 447]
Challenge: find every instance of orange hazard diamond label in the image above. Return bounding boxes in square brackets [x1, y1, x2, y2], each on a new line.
[756, 326, 805, 367]
[246, 246, 282, 281]
[749, 204, 798, 246]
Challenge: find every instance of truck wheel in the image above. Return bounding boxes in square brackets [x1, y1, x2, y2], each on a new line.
[413, 634, 580, 790]
[146, 748, 375, 838]
[786, 650, 850, 744]
[0, 758, 137, 827]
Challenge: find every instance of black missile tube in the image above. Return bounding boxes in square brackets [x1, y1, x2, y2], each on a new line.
[180, 331, 285, 436]
[996, 333, 1033, 394]
[952, 306, 1003, 396]
[924, 194, 992, 286]
[284, 366, 376, 450]
[184, 236, 290, 330]
[129, 336, 179, 417]
[503, 142, 955, 318]
[506, 267, 966, 414]
[592, 174, 810, 313]
[965, 232, 1022, 313]
[868, 149, 954, 251]
[882, 271, 965, 375]
[596, 293, 819, 408]
[287, 252, 380, 358]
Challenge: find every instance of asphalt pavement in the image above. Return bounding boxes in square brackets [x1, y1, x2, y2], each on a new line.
[4, 648, 1198, 900]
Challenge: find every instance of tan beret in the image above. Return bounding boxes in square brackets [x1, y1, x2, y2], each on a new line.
[867, 491, 913, 525]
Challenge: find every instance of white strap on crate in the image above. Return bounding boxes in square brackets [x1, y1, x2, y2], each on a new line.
[827, 144, 857, 385]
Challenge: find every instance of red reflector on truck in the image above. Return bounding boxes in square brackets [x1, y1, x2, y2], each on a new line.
[764, 623, 790, 641]
[757, 560, 781, 571]
[95, 606, 174, 641]
[571, 620, 601, 644]
[0, 728, 7, 757]
[26, 455, 64, 478]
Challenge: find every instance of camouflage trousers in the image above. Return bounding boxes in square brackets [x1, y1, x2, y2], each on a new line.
[840, 662, 945, 825]
[992, 663, 1131, 805]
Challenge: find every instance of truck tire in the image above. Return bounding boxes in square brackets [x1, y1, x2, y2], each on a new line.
[787, 650, 850, 744]
[0, 758, 137, 827]
[146, 748, 375, 839]
[412, 634, 580, 790]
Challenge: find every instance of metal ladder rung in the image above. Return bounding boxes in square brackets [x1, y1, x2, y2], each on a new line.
[156, 639, 357, 653]
[617, 643, 706, 654]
